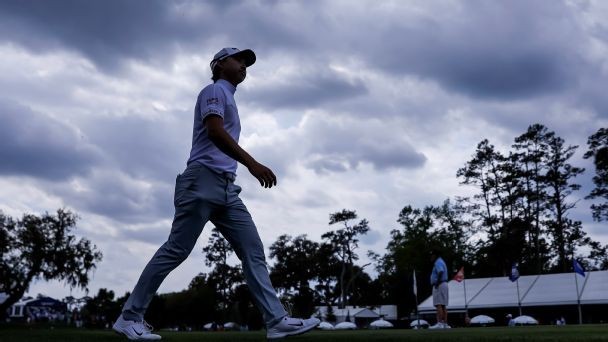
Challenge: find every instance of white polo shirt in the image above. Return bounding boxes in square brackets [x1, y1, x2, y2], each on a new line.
[187, 79, 241, 174]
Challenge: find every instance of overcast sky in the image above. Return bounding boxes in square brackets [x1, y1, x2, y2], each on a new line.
[1, 0, 607, 301]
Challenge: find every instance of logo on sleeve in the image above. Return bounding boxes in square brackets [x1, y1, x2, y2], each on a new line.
[207, 97, 219, 105]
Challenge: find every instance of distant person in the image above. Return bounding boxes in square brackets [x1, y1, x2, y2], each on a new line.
[506, 313, 515, 326]
[429, 249, 450, 329]
[112, 47, 320, 340]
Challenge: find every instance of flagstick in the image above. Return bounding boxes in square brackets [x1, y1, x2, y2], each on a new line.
[516, 278, 522, 316]
[413, 269, 420, 327]
[463, 277, 468, 317]
[574, 271, 582, 324]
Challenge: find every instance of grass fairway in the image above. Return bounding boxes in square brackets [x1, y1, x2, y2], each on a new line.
[1, 325, 608, 341]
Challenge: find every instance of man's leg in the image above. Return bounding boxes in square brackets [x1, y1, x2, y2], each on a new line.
[122, 166, 212, 322]
[211, 195, 287, 327]
[121, 206, 210, 321]
[435, 305, 442, 324]
[211, 179, 319, 339]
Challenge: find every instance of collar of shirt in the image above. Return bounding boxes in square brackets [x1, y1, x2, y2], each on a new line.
[217, 79, 237, 95]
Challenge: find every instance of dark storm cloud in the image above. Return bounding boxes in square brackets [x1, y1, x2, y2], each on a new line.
[0, 99, 101, 180]
[0, 0, 183, 71]
[324, 0, 586, 101]
[243, 70, 368, 110]
[0, 0, 310, 72]
[120, 225, 171, 246]
[77, 114, 190, 182]
[47, 169, 175, 224]
[303, 118, 426, 173]
[0, 0, 592, 103]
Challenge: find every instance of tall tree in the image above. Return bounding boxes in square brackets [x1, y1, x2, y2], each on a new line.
[457, 139, 505, 236]
[375, 203, 471, 317]
[313, 241, 341, 306]
[544, 134, 585, 272]
[82, 288, 121, 328]
[202, 227, 243, 312]
[584, 127, 608, 221]
[322, 209, 370, 308]
[0, 209, 102, 318]
[269, 234, 320, 293]
[512, 124, 553, 273]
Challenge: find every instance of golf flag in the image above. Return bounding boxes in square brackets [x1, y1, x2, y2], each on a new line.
[509, 263, 520, 282]
[412, 270, 417, 296]
[573, 259, 586, 277]
[453, 267, 465, 282]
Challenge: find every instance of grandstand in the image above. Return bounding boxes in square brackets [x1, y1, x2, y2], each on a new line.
[417, 271, 608, 325]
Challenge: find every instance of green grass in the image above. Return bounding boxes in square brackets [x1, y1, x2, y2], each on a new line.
[1, 325, 608, 341]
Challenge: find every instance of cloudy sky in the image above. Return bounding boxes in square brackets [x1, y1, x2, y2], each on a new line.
[1, 0, 607, 300]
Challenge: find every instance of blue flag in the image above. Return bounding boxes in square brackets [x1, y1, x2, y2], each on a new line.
[573, 259, 586, 277]
[509, 263, 520, 282]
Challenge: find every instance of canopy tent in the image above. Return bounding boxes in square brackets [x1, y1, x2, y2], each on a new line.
[369, 319, 394, 328]
[314, 305, 398, 323]
[470, 315, 495, 325]
[410, 319, 429, 328]
[418, 270, 606, 313]
[513, 315, 538, 325]
[334, 322, 357, 330]
[9, 296, 67, 320]
[317, 321, 335, 330]
[223, 322, 239, 330]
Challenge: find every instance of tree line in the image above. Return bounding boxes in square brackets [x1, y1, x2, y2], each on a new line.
[1, 124, 606, 330]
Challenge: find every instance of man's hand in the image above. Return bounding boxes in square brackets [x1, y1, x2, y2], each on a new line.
[205, 115, 277, 188]
[248, 161, 277, 188]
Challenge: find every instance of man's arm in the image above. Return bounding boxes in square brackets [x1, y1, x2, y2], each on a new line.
[436, 270, 444, 287]
[205, 115, 277, 188]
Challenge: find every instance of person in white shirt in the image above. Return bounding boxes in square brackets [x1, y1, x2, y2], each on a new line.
[112, 47, 320, 340]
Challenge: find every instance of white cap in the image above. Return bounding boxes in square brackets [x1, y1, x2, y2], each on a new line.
[210, 47, 256, 71]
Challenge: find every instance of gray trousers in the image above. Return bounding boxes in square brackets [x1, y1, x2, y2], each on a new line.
[122, 163, 287, 327]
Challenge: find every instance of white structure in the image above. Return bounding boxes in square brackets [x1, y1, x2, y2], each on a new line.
[317, 321, 335, 330]
[418, 271, 607, 313]
[334, 321, 357, 330]
[470, 315, 495, 325]
[410, 319, 429, 328]
[369, 319, 394, 328]
[513, 315, 538, 325]
[314, 305, 397, 324]
[9, 296, 67, 321]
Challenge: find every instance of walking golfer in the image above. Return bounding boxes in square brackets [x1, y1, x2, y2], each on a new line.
[429, 249, 450, 329]
[112, 47, 320, 340]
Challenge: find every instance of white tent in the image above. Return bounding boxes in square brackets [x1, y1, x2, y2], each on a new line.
[513, 315, 538, 325]
[418, 270, 607, 313]
[203, 322, 213, 330]
[314, 305, 398, 324]
[470, 315, 495, 325]
[334, 322, 357, 330]
[223, 322, 239, 330]
[369, 319, 393, 329]
[410, 319, 429, 328]
[317, 321, 334, 330]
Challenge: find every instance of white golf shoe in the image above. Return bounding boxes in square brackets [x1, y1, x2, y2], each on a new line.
[266, 316, 320, 339]
[429, 322, 443, 329]
[112, 315, 162, 340]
